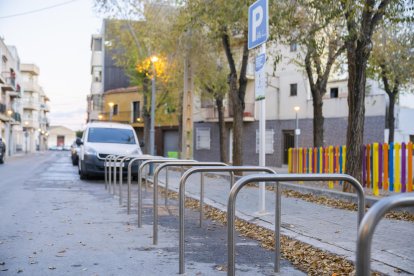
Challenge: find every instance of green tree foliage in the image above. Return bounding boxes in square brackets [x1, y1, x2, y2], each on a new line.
[271, 0, 346, 148]
[369, 21, 414, 143]
[94, 1, 183, 154]
[182, 0, 252, 166]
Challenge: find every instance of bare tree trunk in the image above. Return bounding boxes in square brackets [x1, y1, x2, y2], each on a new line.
[216, 96, 228, 163]
[313, 94, 324, 147]
[221, 28, 249, 166]
[142, 78, 151, 154]
[344, 41, 368, 192]
[388, 94, 396, 144]
[342, 0, 391, 192]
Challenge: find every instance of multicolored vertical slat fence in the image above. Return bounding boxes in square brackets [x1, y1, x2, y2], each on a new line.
[288, 142, 414, 196]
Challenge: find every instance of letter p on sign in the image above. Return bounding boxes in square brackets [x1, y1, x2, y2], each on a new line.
[248, 0, 268, 49]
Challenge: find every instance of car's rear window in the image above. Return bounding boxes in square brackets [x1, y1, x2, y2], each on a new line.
[87, 127, 136, 144]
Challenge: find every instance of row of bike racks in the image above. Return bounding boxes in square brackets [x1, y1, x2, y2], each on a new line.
[102, 154, 414, 276]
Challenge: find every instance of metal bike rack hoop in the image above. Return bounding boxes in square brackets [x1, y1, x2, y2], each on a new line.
[104, 154, 116, 191]
[125, 155, 164, 214]
[356, 193, 414, 276]
[227, 173, 365, 276]
[178, 166, 276, 274]
[137, 159, 194, 228]
[151, 161, 226, 245]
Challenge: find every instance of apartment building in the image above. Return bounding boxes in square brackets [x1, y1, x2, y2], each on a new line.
[21, 63, 50, 153]
[193, 43, 414, 167]
[0, 38, 23, 157]
[87, 34, 104, 122]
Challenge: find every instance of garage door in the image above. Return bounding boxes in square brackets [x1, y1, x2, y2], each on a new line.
[163, 130, 179, 157]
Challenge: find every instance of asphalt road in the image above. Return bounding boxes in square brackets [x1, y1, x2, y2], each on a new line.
[0, 151, 303, 275]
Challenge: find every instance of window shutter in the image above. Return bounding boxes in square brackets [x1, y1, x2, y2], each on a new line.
[256, 129, 274, 154]
[196, 128, 210, 150]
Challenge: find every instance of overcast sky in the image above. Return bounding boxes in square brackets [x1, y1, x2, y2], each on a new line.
[0, 0, 102, 130]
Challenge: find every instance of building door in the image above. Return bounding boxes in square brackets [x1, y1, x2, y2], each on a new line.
[283, 130, 294, 164]
[57, 135, 65, 147]
[163, 130, 179, 157]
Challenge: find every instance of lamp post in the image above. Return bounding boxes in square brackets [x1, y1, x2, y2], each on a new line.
[24, 121, 29, 154]
[108, 102, 114, 122]
[294, 106, 300, 148]
[7, 110, 12, 156]
[150, 55, 159, 157]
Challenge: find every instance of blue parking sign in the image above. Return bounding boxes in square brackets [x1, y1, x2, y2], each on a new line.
[248, 0, 269, 49]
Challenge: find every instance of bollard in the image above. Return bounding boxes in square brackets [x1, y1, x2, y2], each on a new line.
[178, 166, 276, 275]
[356, 193, 414, 276]
[227, 173, 365, 276]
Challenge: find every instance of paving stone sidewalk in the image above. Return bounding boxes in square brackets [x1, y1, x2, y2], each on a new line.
[145, 168, 414, 275]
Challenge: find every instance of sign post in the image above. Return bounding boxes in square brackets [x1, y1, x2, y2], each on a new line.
[248, 0, 269, 214]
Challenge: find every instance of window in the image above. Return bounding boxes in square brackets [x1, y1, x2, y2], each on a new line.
[330, 87, 339, 98]
[196, 128, 210, 150]
[132, 101, 140, 122]
[93, 38, 102, 51]
[290, 42, 297, 52]
[410, 135, 414, 143]
[88, 127, 136, 144]
[255, 129, 274, 154]
[113, 104, 118, 115]
[290, 83, 297, 96]
[92, 67, 102, 82]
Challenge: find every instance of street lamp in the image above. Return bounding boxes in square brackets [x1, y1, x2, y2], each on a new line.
[294, 106, 300, 148]
[6, 110, 12, 156]
[149, 55, 158, 157]
[108, 102, 114, 122]
[98, 114, 103, 120]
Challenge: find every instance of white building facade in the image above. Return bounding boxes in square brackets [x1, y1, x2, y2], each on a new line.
[193, 43, 413, 167]
[0, 38, 23, 157]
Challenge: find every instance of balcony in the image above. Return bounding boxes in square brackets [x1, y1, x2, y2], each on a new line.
[40, 103, 50, 112]
[202, 102, 255, 122]
[11, 112, 22, 124]
[39, 117, 50, 127]
[22, 118, 40, 129]
[20, 64, 40, 75]
[1, 71, 16, 92]
[23, 81, 41, 93]
[23, 99, 39, 110]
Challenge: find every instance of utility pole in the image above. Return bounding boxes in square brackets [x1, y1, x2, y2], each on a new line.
[182, 31, 193, 160]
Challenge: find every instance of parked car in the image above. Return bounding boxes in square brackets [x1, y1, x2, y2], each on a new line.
[70, 140, 80, 166]
[77, 122, 143, 180]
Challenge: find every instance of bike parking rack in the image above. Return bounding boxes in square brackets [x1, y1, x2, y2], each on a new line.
[111, 155, 126, 196]
[125, 155, 166, 214]
[178, 166, 277, 274]
[356, 193, 414, 276]
[117, 155, 143, 205]
[137, 159, 195, 228]
[151, 161, 227, 245]
[104, 154, 116, 191]
[107, 155, 120, 194]
[227, 173, 365, 276]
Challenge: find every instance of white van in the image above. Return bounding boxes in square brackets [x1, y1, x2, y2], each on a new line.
[77, 122, 143, 179]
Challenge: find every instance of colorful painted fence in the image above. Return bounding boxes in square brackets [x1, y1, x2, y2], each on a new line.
[288, 142, 414, 196]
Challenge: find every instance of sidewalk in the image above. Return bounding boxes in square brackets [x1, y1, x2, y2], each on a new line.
[149, 168, 414, 275]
